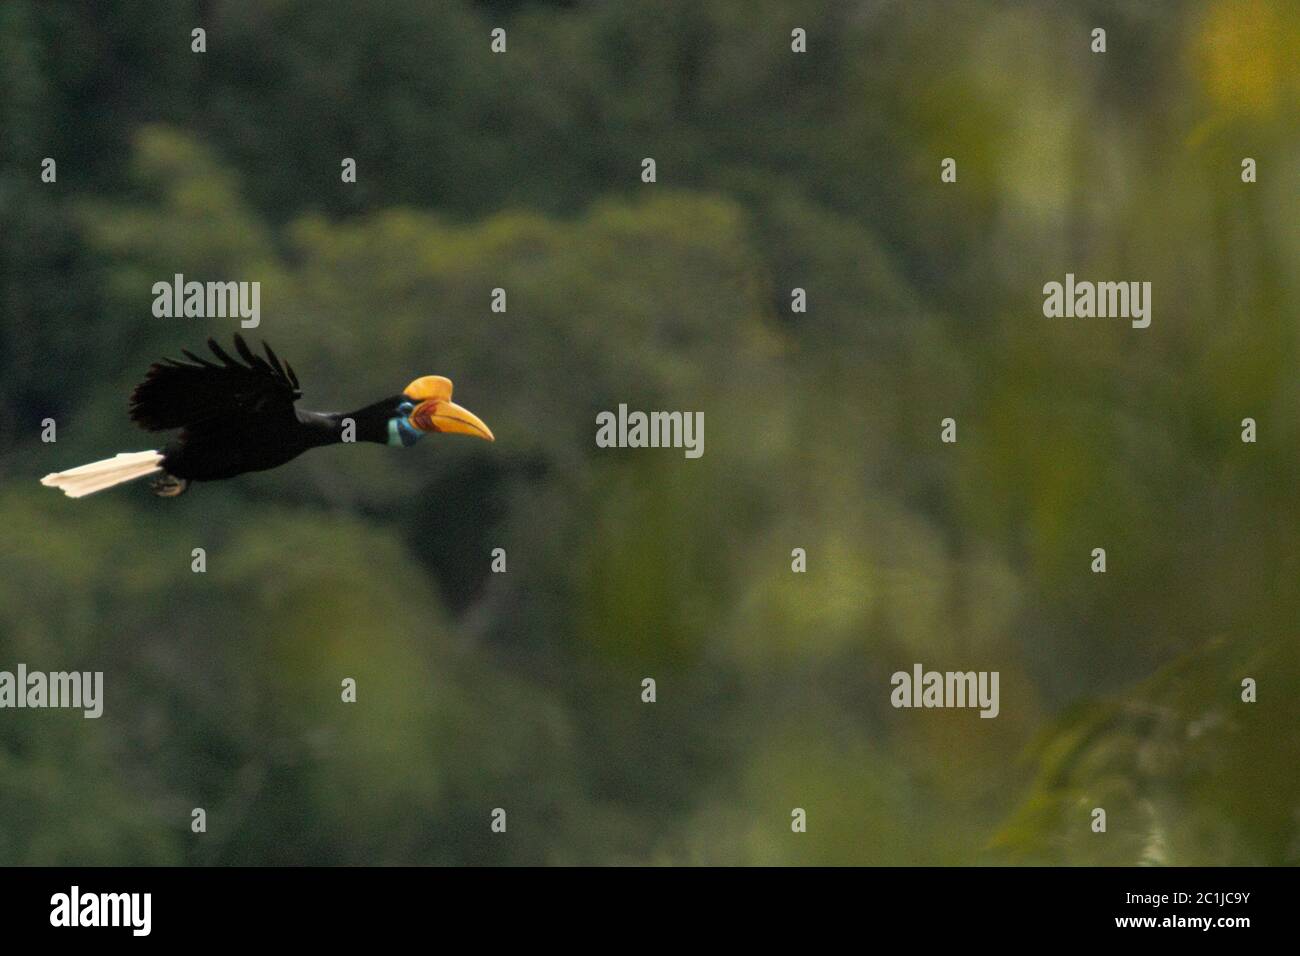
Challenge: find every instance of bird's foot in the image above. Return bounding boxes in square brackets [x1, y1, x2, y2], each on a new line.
[150, 473, 189, 497]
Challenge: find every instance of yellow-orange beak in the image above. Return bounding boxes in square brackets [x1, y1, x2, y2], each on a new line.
[409, 398, 494, 441]
[403, 375, 495, 442]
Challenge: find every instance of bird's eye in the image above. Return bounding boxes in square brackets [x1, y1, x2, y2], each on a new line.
[397, 401, 415, 417]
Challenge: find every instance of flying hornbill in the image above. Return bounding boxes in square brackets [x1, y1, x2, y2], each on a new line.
[41, 335, 494, 498]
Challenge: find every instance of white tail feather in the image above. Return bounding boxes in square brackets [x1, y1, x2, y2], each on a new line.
[41, 451, 164, 498]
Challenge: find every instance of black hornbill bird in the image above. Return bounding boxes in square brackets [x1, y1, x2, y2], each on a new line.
[42, 335, 494, 498]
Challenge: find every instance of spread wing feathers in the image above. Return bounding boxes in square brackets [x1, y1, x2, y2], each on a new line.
[130, 335, 303, 432]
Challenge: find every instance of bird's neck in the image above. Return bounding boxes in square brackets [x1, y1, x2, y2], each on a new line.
[298, 400, 395, 446]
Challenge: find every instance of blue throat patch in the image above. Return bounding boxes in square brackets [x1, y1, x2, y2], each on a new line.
[387, 417, 424, 447]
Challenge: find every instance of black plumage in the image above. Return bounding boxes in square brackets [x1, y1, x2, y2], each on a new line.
[42, 334, 493, 499]
[130, 335, 302, 432]
[132, 335, 394, 484]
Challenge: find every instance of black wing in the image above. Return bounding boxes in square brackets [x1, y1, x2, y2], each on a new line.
[129, 335, 303, 432]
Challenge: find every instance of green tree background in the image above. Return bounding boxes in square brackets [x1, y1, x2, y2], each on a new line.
[0, 0, 1296, 865]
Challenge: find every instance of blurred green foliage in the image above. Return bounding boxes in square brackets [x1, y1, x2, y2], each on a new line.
[0, 0, 1296, 864]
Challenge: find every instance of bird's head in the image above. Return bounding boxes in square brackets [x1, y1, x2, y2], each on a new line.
[387, 375, 495, 448]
